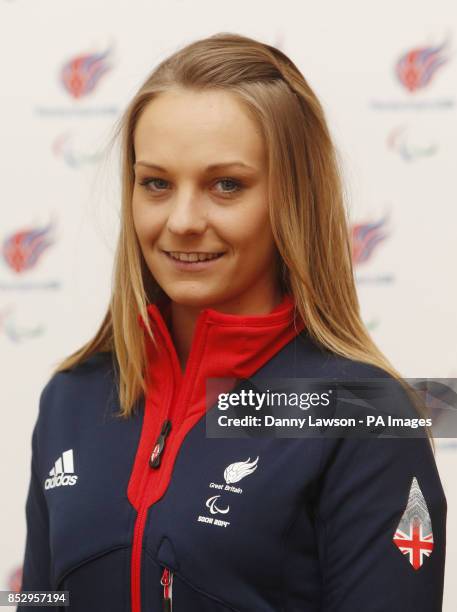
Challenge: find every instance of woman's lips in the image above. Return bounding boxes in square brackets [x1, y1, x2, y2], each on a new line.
[162, 250, 226, 271]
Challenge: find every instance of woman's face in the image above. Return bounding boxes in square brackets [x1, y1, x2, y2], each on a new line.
[132, 87, 281, 312]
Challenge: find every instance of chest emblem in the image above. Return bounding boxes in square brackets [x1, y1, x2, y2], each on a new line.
[224, 456, 259, 484]
[196, 456, 260, 529]
[206, 495, 230, 515]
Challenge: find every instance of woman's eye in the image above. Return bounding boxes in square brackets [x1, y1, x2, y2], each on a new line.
[214, 178, 243, 194]
[139, 177, 169, 192]
[137, 176, 243, 195]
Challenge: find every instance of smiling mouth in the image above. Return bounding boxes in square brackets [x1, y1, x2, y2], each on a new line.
[163, 250, 226, 263]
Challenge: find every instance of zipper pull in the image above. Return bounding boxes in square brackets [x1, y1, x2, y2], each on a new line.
[149, 419, 172, 468]
[161, 566, 173, 611]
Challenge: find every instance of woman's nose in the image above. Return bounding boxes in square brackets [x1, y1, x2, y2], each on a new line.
[166, 192, 208, 235]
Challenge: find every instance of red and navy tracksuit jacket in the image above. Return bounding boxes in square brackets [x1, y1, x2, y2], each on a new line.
[18, 293, 447, 611]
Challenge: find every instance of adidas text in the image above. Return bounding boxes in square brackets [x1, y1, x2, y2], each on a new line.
[45, 474, 78, 489]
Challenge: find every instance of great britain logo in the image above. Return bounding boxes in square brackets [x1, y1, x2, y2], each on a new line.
[2, 222, 55, 274]
[60, 47, 113, 99]
[196, 456, 260, 529]
[395, 40, 450, 93]
[224, 457, 259, 484]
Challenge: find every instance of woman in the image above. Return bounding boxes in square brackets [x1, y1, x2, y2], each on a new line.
[18, 33, 446, 611]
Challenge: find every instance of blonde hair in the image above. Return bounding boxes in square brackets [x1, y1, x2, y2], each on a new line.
[52, 32, 434, 449]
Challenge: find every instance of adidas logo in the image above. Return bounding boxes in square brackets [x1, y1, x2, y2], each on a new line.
[44, 449, 78, 490]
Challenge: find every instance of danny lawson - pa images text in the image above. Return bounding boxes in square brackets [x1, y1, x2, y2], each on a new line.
[217, 415, 433, 429]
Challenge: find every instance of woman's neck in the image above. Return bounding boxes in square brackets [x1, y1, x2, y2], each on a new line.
[169, 288, 284, 374]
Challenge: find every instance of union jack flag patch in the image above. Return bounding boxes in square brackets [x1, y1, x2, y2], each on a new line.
[392, 476, 434, 570]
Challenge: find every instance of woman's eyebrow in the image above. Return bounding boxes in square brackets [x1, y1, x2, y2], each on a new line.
[133, 160, 257, 172]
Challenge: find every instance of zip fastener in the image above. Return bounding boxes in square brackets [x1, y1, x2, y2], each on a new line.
[154, 321, 208, 610]
[150, 419, 172, 468]
[131, 420, 171, 612]
[161, 566, 173, 611]
[131, 312, 211, 612]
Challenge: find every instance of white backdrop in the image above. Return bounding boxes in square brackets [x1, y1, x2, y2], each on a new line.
[1, 0, 456, 609]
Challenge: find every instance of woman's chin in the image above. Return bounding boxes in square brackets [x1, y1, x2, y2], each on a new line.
[162, 287, 226, 309]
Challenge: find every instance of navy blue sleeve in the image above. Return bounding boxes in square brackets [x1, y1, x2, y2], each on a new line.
[17, 388, 53, 611]
[315, 435, 447, 611]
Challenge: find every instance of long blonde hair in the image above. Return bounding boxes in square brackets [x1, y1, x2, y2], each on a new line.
[52, 32, 434, 449]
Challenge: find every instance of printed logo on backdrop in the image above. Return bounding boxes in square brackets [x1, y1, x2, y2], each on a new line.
[5, 565, 22, 593]
[0, 304, 44, 343]
[3, 222, 54, 272]
[53, 131, 105, 168]
[387, 124, 439, 162]
[61, 47, 113, 99]
[365, 317, 380, 331]
[0, 218, 60, 291]
[396, 40, 450, 93]
[369, 36, 454, 110]
[34, 42, 119, 117]
[351, 213, 394, 285]
[196, 457, 260, 529]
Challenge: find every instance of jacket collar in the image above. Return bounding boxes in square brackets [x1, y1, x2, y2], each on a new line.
[128, 292, 305, 510]
[138, 291, 305, 423]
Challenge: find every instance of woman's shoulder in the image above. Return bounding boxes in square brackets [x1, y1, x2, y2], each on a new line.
[37, 351, 118, 421]
[267, 330, 394, 382]
[49, 350, 116, 385]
